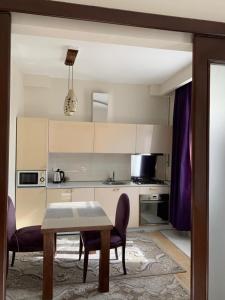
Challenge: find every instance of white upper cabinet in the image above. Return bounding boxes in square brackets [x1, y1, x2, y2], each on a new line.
[136, 124, 154, 154]
[94, 122, 136, 153]
[136, 124, 172, 154]
[151, 125, 172, 154]
[49, 121, 94, 153]
[17, 117, 48, 170]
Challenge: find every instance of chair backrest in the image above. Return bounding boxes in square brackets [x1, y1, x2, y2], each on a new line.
[7, 196, 16, 242]
[115, 193, 130, 240]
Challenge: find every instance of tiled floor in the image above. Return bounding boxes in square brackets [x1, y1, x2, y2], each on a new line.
[160, 229, 191, 257]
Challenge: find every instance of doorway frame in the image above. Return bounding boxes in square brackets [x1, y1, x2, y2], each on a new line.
[0, 1, 220, 299]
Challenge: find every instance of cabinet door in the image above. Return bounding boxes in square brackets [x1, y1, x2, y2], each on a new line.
[136, 124, 154, 154]
[49, 121, 94, 153]
[94, 123, 136, 153]
[121, 187, 139, 228]
[17, 117, 48, 170]
[94, 187, 139, 227]
[150, 125, 172, 154]
[94, 188, 119, 224]
[46, 189, 72, 205]
[72, 188, 94, 202]
[16, 188, 46, 228]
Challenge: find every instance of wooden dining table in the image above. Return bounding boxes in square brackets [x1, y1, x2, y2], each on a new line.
[41, 201, 113, 300]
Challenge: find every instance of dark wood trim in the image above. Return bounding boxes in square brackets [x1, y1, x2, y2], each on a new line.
[1, 0, 225, 36]
[192, 34, 225, 300]
[65, 49, 78, 66]
[2, 2, 225, 300]
[0, 12, 11, 300]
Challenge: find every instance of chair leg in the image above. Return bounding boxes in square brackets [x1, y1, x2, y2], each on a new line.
[122, 245, 127, 275]
[115, 247, 118, 260]
[11, 251, 16, 267]
[79, 235, 83, 261]
[83, 249, 89, 283]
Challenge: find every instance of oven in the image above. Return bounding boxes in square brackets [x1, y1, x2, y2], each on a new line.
[17, 170, 47, 187]
[139, 193, 169, 225]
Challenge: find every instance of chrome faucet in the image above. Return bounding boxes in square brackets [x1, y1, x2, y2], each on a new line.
[112, 171, 115, 181]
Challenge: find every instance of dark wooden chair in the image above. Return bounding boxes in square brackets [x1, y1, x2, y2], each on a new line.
[79, 193, 130, 283]
[7, 196, 44, 268]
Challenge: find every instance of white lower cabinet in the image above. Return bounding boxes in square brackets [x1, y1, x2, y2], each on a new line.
[94, 187, 139, 227]
[72, 188, 95, 202]
[16, 188, 46, 228]
[46, 189, 72, 205]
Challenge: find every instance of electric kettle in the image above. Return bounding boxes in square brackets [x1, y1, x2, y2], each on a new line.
[53, 169, 65, 183]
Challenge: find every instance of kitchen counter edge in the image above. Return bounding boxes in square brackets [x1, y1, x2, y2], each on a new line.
[47, 181, 170, 189]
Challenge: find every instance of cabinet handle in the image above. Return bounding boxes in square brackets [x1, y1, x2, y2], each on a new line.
[113, 188, 120, 191]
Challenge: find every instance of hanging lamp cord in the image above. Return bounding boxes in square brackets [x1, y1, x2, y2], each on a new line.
[68, 65, 70, 91]
[72, 64, 74, 89]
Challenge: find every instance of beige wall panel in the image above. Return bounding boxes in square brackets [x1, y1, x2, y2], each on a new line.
[72, 188, 94, 202]
[16, 188, 46, 228]
[46, 188, 72, 205]
[49, 121, 94, 153]
[94, 123, 136, 153]
[17, 117, 48, 170]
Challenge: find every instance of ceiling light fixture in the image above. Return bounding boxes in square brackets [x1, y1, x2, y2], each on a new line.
[64, 49, 78, 116]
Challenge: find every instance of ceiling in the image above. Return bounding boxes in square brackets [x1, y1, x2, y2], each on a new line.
[54, 0, 225, 23]
[11, 33, 192, 85]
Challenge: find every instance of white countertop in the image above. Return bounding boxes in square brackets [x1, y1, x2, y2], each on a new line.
[47, 181, 170, 189]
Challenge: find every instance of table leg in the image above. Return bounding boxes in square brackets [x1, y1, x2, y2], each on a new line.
[43, 232, 54, 300]
[98, 229, 110, 293]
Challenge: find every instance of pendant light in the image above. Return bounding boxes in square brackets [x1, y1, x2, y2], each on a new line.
[64, 49, 78, 116]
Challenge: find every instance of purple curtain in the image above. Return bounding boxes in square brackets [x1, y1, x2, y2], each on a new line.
[170, 82, 192, 231]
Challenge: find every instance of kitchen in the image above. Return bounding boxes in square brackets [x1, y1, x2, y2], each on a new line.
[7, 17, 192, 299]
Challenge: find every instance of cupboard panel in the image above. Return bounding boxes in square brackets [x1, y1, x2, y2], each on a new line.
[136, 124, 154, 154]
[16, 188, 46, 228]
[17, 118, 48, 170]
[49, 121, 94, 153]
[46, 188, 72, 205]
[94, 123, 136, 153]
[72, 188, 94, 202]
[94, 187, 139, 227]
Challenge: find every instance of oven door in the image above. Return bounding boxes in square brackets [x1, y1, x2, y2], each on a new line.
[140, 199, 169, 225]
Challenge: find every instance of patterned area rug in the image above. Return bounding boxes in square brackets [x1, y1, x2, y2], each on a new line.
[6, 232, 189, 300]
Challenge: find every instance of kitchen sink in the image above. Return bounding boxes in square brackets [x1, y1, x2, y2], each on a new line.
[103, 180, 129, 185]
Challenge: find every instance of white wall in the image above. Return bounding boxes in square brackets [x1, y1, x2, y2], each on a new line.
[9, 62, 24, 200]
[209, 64, 225, 299]
[23, 76, 169, 124]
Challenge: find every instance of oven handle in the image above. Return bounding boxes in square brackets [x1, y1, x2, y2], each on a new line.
[140, 200, 167, 204]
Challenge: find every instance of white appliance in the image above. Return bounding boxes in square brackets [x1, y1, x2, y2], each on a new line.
[17, 170, 47, 187]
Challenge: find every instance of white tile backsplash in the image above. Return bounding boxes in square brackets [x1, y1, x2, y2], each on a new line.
[48, 153, 131, 182]
[48, 153, 168, 183]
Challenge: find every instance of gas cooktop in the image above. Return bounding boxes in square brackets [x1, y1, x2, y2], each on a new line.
[132, 178, 165, 185]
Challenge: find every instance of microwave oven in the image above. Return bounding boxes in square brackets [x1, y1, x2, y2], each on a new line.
[17, 170, 47, 187]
